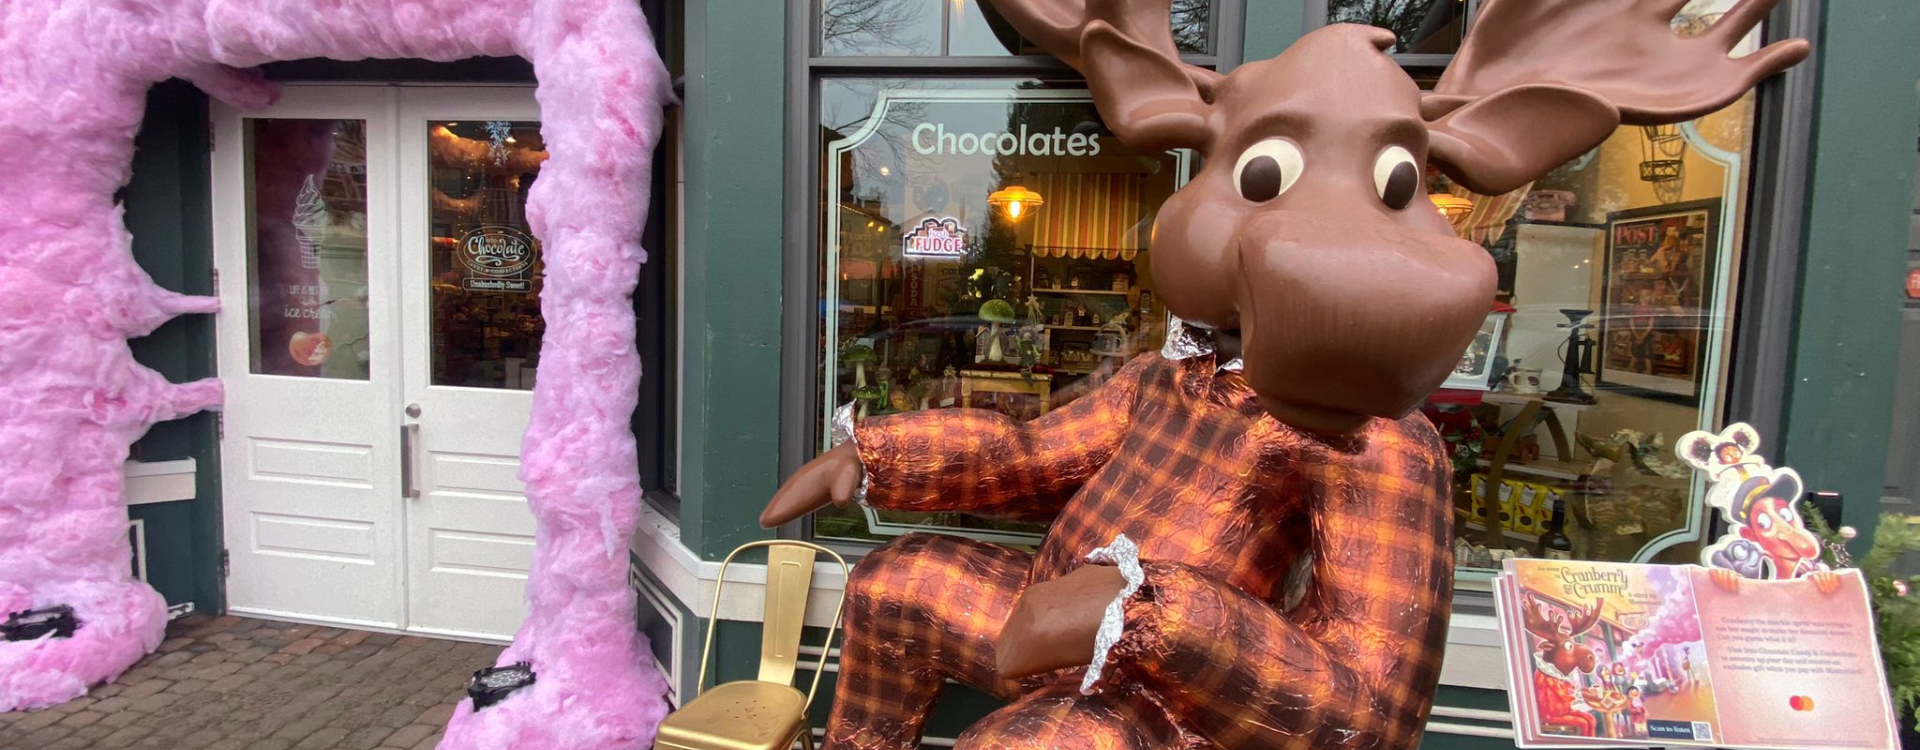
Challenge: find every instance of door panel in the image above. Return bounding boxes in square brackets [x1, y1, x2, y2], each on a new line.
[399, 89, 543, 639]
[215, 88, 404, 628]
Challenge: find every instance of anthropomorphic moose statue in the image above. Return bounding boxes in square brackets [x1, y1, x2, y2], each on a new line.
[762, 1, 1807, 748]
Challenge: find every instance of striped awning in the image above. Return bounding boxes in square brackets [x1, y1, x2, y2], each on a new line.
[1030, 173, 1147, 260]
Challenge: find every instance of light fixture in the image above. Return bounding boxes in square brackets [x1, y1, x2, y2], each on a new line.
[1430, 192, 1474, 223]
[987, 185, 1044, 222]
[467, 661, 536, 710]
[2, 605, 78, 641]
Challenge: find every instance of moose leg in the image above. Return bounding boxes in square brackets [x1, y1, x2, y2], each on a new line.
[825, 534, 1039, 750]
[953, 681, 1185, 750]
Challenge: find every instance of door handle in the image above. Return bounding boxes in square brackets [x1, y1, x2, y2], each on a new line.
[401, 423, 421, 500]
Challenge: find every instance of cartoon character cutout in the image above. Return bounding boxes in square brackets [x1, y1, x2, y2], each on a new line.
[1679, 423, 1840, 593]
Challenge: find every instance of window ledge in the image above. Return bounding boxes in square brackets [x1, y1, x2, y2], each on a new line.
[629, 503, 1514, 691]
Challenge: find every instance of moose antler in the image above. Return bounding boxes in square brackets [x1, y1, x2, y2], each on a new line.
[1421, 0, 1809, 195]
[1433, 0, 1808, 124]
[986, 0, 1222, 151]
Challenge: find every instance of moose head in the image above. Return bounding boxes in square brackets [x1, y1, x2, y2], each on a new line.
[1524, 595, 1605, 676]
[988, 0, 1808, 434]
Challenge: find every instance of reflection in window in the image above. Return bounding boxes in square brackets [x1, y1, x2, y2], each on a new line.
[427, 121, 549, 390]
[1328, 0, 1467, 55]
[1428, 90, 1757, 576]
[822, 0, 1211, 57]
[816, 79, 1187, 544]
[246, 119, 371, 380]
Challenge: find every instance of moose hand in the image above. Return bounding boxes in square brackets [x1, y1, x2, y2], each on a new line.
[1709, 567, 1743, 593]
[1809, 570, 1841, 596]
[758, 442, 864, 528]
[996, 564, 1127, 679]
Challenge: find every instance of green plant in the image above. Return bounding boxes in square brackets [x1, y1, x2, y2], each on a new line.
[1803, 506, 1920, 724]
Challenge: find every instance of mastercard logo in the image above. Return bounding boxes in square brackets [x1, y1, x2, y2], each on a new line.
[1788, 695, 1816, 712]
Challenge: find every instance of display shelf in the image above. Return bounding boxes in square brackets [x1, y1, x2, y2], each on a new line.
[1044, 324, 1105, 331]
[1474, 457, 1584, 482]
[1482, 391, 1597, 411]
[1034, 288, 1128, 296]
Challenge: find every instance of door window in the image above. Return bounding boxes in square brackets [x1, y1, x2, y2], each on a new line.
[426, 120, 549, 390]
[246, 119, 371, 379]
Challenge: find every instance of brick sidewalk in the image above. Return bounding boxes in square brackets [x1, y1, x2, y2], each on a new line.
[0, 614, 501, 750]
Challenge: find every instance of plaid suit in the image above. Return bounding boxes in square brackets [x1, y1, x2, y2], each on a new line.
[828, 352, 1454, 750]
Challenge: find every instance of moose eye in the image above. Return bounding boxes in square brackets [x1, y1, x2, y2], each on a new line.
[1372, 146, 1419, 210]
[1232, 139, 1303, 203]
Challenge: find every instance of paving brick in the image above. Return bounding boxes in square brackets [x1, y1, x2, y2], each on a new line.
[120, 678, 172, 699]
[292, 725, 351, 750]
[127, 691, 181, 713]
[57, 710, 105, 728]
[409, 731, 444, 750]
[208, 673, 258, 693]
[9, 709, 68, 731]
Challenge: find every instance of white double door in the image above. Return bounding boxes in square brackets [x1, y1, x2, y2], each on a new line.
[215, 86, 547, 640]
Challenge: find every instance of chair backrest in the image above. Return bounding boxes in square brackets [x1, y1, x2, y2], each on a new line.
[695, 540, 849, 709]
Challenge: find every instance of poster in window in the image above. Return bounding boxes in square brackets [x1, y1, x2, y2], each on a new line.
[1597, 200, 1721, 404]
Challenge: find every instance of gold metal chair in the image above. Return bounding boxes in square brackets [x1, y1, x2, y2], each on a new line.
[655, 540, 849, 750]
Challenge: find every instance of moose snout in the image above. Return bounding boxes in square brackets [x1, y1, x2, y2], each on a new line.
[1230, 210, 1495, 435]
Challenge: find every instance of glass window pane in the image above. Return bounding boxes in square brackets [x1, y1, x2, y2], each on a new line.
[1431, 86, 1758, 577]
[428, 120, 548, 390]
[948, 0, 1213, 57]
[1328, 0, 1467, 55]
[816, 78, 1189, 544]
[246, 119, 371, 379]
[821, 0, 941, 56]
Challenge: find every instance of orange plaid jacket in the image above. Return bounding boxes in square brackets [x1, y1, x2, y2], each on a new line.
[853, 352, 1455, 750]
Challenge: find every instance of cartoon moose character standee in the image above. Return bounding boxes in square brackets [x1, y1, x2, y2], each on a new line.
[1522, 596, 1621, 738]
[761, 1, 1807, 748]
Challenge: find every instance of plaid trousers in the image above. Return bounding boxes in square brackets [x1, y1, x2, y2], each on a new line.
[826, 354, 1454, 750]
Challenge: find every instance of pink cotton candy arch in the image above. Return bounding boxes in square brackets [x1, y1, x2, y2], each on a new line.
[0, 2, 674, 748]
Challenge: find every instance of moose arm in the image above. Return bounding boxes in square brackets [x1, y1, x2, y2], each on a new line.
[850, 354, 1153, 521]
[1096, 420, 1455, 750]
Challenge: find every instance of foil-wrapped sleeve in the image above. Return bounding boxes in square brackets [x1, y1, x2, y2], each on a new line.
[850, 354, 1154, 521]
[1097, 418, 1455, 750]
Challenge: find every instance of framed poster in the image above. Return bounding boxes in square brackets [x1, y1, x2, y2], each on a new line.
[1597, 200, 1721, 404]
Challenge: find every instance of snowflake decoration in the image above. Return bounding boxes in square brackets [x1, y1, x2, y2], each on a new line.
[486, 120, 513, 165]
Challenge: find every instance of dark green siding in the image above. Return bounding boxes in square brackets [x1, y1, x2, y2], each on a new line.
[125, 80, 225, 615]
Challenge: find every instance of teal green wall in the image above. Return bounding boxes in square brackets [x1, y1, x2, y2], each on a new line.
[125, 80, 225, 616]
[675, 0, 789, 560]
[1780, 1, 1920, 544]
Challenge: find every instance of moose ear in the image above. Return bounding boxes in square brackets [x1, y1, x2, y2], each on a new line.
[1080, 21, 1215, 153]
[1425, 84, 1620, 196]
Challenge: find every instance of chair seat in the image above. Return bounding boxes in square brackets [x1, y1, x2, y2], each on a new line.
[656, 681, 810, 750]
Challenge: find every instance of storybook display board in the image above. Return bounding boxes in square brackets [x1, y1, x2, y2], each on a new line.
[1495, 559, 1895, 749]
[1495, 420, 1899, 749]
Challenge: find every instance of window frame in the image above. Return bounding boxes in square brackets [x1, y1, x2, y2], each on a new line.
[780, 0, 1244, 551]
[639, 0, 686, 521]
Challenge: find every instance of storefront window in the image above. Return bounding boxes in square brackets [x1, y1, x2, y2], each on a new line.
[819, 0, 1211, 57]
[246, 119, 371, 380]
[1432, 86, 1758, 579]
[815, 79, 1189, 543]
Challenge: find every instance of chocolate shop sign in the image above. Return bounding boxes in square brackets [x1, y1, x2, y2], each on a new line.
[458, 226, 536, 293]
[911, 123, 1103, 157]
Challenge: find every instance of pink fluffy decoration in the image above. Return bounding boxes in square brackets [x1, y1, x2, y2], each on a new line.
[0, 1, 675, 748]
